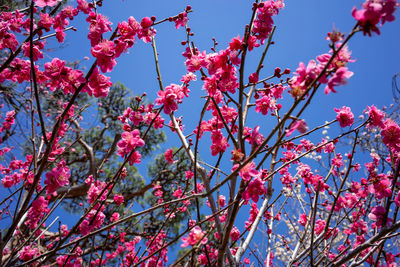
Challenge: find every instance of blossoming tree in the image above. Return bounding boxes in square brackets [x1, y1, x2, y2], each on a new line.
[0, 0, 399, 266]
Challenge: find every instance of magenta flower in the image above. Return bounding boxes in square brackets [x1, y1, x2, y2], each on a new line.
[381, 119, 400, 151]
[155, 84, 185, 114]
[164, 149, 175, 164]
[286, 119, 308, 137]
[334, 106, 354, 127]
[242, 176, 267, 203]
[324, 67, 353, 94]
[117, 129, 145, 157]
[181, 226, 208, 247]
[367, 105, 385, 128]
[44, 160, 70, 195]
[34, 0, 58, 7]
[91, 40, 117, 73]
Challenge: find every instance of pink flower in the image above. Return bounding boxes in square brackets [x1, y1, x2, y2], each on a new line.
[210, 130, 229, 156]
[155, 84, 185, 114]
[233, 161, 259, 182]
[352, 0, 397, 36]
[117, 129, 145, 157]
[185, 51, 207, 72]
[247, 35, 260, 51]
[367, 105, 385, 128]
[298, 214, 308, 226]
[381, 119, 400, 151]
[25, 196, 49, 229]
[324, 67, 353, 94]
[87, 67, 112, 98]
[286, 119, 308, 137]
[87, 12, 112, 46]
[368, 206, 386, 228]
[91, 40, 117, 73]
[230, 226, 241, 241]
[19, 245, 39, 261]
[334, 106, 354, 127]
[44, 160, 70, 195]
[164, 149, 175, 164]
[314, 219, 326, 235]
[248, 72, 259, 84]
[242, 177, 267, 203]
[34, 0, 58, 7]
[174, 12, 188, 29]
[22, 41, 45, 61]
[113, 194, 124, 205]
[181, 226, 208, 247]
[255, 95, 276, 115]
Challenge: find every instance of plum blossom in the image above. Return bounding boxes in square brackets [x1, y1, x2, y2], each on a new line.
[164, 149, 175, 164]
[381, 119, 400, 151]
[86, 67, 112, 98]
[324, 67, 353, 94]
[242, 176, 267, 203]
[117, 129, 145, 157]
[34, 0, 58, 7]
[286, 119, 308, 137]
[174, 12, 189, 29]
[181, 226, 208, 247]
[155, 84, 186, 114]
[91, 40, 117, 73]
[44, 160, 70, 195]
[352, 0, 398, 36]
[25, 196, 49, 229]
[367, 105, 385, 128]
[334, 106, 354, 127]
[210, 130, 229, 156]
[19, 245, 39, 262]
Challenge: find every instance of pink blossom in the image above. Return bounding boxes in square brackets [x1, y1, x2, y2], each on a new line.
[79, 208, 105, 236]
[368, 206, 386, 228]
[352, 0, 397, 36]
[22, 41, 45, 61]
[25, 196, 49, 229]
[253, 0, 284, 44]
[87, 67, 112, 98]
[324, 67, 353, 94]
[334, 106, 354, 127]
[230, 226, 241, 241]
[242, 176, 267, 203]
[87, 12, 112, 46]
[77, 0, 91, 14]
[298, 214, 308, 226]
[113, 194, 124, 205]
[210, 130, 229, 156]
[164, 149, 175, 164]
[233, 161, 259, 182]
[117, 129, 145, 157]
[286, 119, 308, 137]
[381, 119, 400, 151]
[185, 51, 207, 72]
[255, 95, 276, 115]
[19, 245, 39, 261]
[34, 0, 58, 7]
[247, 35, 259, 51]
[248, 72, 259, 84]
[314, 219, 326, 235]
[367, 105, 385, 128]
[181, 226, 208, 247]
[155, 84, 185, 114]
[44, 160, 70, 195]
[91, 40, 117, 73]
[174, 12, 188, 29]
